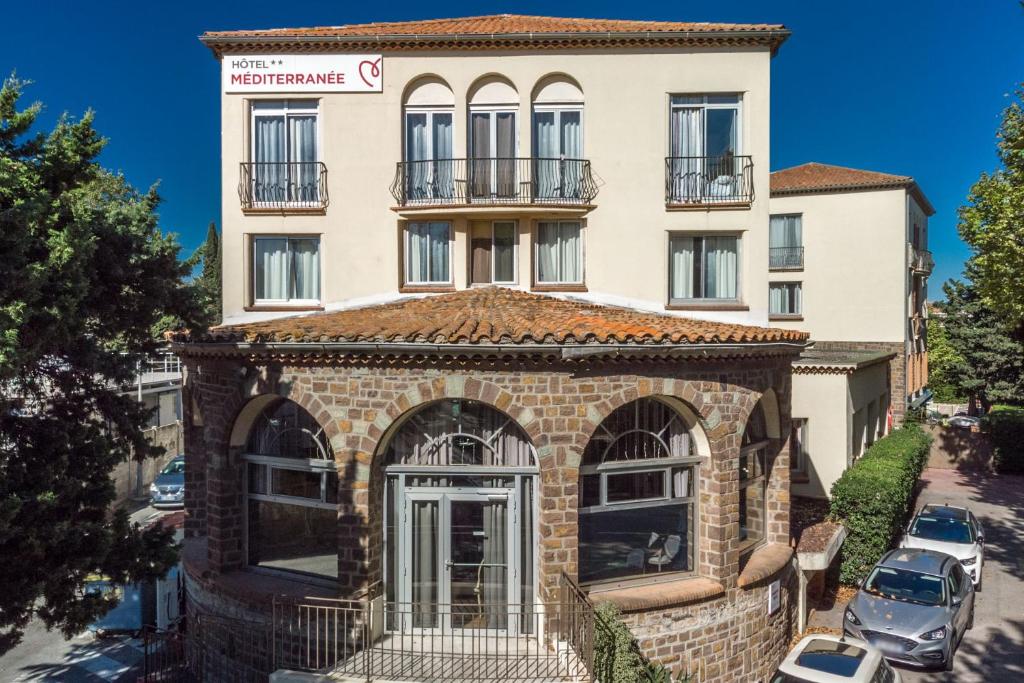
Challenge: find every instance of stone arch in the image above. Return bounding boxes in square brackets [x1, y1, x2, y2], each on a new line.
[738, 386, 782, 443]
[531, 73, 584, 104]
[402, 74, 455, 107]
[467, 74, 519, 106]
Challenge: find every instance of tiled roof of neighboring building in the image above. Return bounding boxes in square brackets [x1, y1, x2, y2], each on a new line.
[770, 162, 935, 214]
[793, 348, 896, 375]
[200, 14, 789, 53]
[181, 288, 809, 347]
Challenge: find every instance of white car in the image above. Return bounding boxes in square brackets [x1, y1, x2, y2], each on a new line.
[770, 634, 901, 683]
[900, 503, 985, 589]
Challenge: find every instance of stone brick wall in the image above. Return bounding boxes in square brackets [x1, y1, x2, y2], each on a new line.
[813, 341, 907, 425]
[180, 350, 799, 681]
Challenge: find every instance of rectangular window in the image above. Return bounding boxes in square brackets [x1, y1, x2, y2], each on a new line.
[769, 215, 803, 269]
[769, 282, 802, 316]
[405, 222, 452, 285]
[252, 236, 321, 304]
[668, 95, 744, 204]
[669, 235, 739, 301]
[470, 221, 517, 285]
[791, 419, 808, 473]
[470, 109, 517, 199]
[536, 221, 582, 284]
[738, 446, 767, 551]
[533, 107, 584, 200]
[250, 100, 319, 206]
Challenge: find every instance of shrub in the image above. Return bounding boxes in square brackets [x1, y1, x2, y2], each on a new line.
[984, 405, 1024, 474]
[593, 603, 698, 682]
[829, 424, 932, 584]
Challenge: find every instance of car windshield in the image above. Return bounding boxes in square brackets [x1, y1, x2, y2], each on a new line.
[863, 566, 945, 606]
[910, 516, 974, 544]
[161, 460, 185, 475]
[794, 639, 866, 677]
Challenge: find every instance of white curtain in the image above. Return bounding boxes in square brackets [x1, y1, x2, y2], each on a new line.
[254, 238, 288, 300]
[405, 113, 429, 200]
[534, 111, 558, 199]
[407, 224, 428, 282]
[428, 222, 449, 282]
[670, 236, 695, 299]
[672, 468, 690, 498]
[432, 113, 453, 199]
[536, 222, 558, 282]
[537, 222, 579, 283]
[770, 283, 802, 314]
[703, 236, 737, 299]
[254, 115, 285, 202]
[288, 115, 317, 203]
[558, 222, 581, 282]
[670, 106, 702, 201]
[290, 238, 320, 300]
[560, 111, 582, 198]
[769, 215, 802, 249]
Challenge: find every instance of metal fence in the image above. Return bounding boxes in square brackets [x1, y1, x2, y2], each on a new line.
[239, 161, 329, 210]
[390, 157, 598, 206]
[142, 612, 272, 683]
[769, 246, 804, 270]
[665, 155, 754, 205]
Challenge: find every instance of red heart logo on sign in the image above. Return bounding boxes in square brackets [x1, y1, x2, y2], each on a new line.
[358, 57, 382, 88]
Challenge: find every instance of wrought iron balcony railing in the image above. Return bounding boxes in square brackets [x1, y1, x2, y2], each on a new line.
[909, 245, 934, 275]
[665, 155, 754, 205]
[390, 157, 598, 207]
[239, 161, 329, 210]
[769, 246, 804, 270]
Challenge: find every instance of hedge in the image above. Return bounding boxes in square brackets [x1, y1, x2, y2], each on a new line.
[829, 424, 932, 584]
[983, 405, 1024, 474]
[593, 602, 695, 683]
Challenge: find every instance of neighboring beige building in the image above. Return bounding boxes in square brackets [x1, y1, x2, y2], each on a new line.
[767, 163, 934, 497]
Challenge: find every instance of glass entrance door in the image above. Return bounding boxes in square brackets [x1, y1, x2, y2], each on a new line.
[402, 490, 514, 632]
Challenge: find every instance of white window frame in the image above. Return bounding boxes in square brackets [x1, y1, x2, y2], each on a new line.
[404, 221, 453, 286]
[469, 105, 519, 157]
[534, 220, 584, 286]
[531, 104, 584, 158]
[667, 232, 742, 304]
[251, 235, 322, 306]
[769, 282, 803, 316]
[668, 94, 743, 157]
[403, 106, 455, 162]
[249, 100, 322, 208]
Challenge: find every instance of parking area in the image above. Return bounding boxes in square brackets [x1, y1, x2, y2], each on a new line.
[893, 468, 1024, 682]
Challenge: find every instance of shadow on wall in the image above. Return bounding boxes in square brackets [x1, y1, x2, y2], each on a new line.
[111, 422, 183, 505]
[926, 425, 992, 472]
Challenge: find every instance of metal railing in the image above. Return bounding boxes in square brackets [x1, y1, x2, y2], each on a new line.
[910, 245, 934, 274]
[769, 246, 804, 270]
[665, 155, 754, 205]
[273, 577, 596, 681]
[145, 353, 182, 376]
[142, 612, 272, 683]
[239, 161, 329, 210]
[390, 157, 598, 206]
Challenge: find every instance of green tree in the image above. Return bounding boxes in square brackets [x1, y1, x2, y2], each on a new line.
[191, 221, 222, 328]
[940, 276, 1024, 411]
[926, 315, 966, 403]
[958, 86, 1024, 327]
[0, 76, 198, 652]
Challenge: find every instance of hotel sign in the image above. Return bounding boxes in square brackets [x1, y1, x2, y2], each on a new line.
[224, 54, 383, 93]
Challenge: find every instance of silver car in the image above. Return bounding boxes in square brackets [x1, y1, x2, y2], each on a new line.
[844, 549, 975, 671]
[770, 634, 902, 682]
[900, 504, 984, 588]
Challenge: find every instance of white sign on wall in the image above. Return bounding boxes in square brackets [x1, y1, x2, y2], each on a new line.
[223, 54, 383, 93]
[768, 579, 781, 616]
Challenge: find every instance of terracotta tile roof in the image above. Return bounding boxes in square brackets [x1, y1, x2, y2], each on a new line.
[770, 162, 914, 195]
[200, 14, 788, 52]
[185, 288, 808, 346]
[203, 14, 784, 39]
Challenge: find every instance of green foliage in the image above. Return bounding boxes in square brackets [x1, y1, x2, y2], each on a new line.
[926, 316, 966, 403]
[957, 86, 1024, 327]
[642, 662, 697, 683]
[593, 602, 697, 683]
[983, 405, 1024, 474]
[0, 75, 198, 652]
[829, 425, 932, 584]
[938, 278, 1024, 411]
[192, 221, 222, 328]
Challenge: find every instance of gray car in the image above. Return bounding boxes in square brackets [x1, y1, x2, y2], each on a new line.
[149, 455, 185, 507]
[844, 548, 975, 671]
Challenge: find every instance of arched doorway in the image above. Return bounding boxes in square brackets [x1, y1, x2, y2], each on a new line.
[381, 399, 538, 633]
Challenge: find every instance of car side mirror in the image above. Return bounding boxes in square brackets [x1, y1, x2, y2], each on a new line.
[978, 534, 985, 544]
[952, 595, 963, 607]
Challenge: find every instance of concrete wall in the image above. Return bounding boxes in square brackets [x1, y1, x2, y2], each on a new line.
[768, 188, 908, 343]
[791, 361, 889, 499]
[219, 47, 775, 327]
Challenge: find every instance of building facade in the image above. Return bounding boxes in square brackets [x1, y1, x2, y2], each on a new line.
[767, 163, 934, 497]
[180, 14, 814, 682]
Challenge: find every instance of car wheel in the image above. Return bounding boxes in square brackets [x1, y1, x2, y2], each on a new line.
[976, 573, 983, 593]
[968, 605, 975, 630]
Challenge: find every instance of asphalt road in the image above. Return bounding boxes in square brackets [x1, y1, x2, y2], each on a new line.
[0, 504, 177, 683]
[895, 468, 1024, 682]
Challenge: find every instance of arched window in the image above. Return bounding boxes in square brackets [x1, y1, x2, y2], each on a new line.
[579, 398, 699, 585]
[531, 75, 584, 202]
[243, 399, 337, 580]
[468, 76, 519, 201]
[739, 401, 770, 554]
[403, 77, 455, 202]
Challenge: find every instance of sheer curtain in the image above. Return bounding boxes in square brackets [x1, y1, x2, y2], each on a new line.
[670, 105, 702, 202]
[560, 111, 582, 198]
[288, 115, 317, 203]
[533, 111, 557, 199]
[432, 113, 453, 199]
[254, 238, 288, 300]
[405, 113, 429, 200]
[428, 222, 450, 282]
[407, 224, 427, 282]
[536, 222, 558, 282]
[496, 112, 516, 197]
[703, 236, 737, 299]
[670, 236, 695, 299]
[290, 238, 320, 300]
[769, 215, 801, 249]
[254, 116, 285, 203]
[537, 222, 580, 283]
[470, 112, 491, 197]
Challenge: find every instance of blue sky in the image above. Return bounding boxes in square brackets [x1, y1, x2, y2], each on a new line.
[2, 1, 1022, 292]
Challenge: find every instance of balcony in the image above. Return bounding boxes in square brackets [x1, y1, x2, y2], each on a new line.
[239, 162, 329, 212]
[908, 244, 934, 275]
[390, 157, 598, 212]
[769, 246, 804, 270]
[665, 155, 754, 207]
